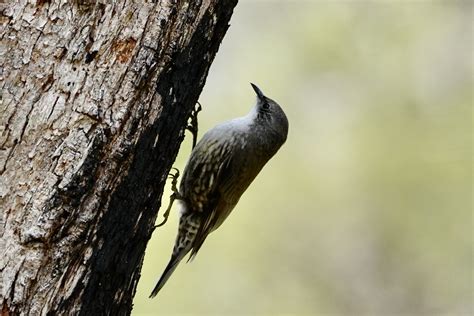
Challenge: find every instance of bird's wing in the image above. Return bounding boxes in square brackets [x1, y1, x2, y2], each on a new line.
[181, 132, 242, 260]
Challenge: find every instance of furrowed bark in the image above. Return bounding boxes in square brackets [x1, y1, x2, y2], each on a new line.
[0, 0, 238, 315]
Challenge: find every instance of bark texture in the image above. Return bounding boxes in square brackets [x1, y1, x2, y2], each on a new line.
[0, 0, 237, 315]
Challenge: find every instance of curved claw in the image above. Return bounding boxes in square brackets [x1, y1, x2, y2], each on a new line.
[195, 101, 202, 113]
[156, 168, 182, 229]
[168, 172, 179, 180]
[186, 102, 202, 149]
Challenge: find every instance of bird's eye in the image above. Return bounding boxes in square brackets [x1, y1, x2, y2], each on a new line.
[262, 101, 270, 110]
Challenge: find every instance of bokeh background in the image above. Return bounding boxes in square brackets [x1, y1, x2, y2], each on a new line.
[133, 1, 472, 315]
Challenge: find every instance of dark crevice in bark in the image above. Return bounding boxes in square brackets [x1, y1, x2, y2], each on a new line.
[1, 1, 238, 315]
[77, 3, 237, 314]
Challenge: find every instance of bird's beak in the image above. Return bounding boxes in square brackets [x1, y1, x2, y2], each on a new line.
[250, 83, 265, 100]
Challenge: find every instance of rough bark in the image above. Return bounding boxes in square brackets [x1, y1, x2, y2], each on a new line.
[0, 0, 237, 315]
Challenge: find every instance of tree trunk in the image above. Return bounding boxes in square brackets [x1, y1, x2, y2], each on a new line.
[0, 0, 237, 315]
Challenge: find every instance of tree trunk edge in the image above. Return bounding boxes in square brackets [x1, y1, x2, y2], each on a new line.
[0, 1, 238, 315]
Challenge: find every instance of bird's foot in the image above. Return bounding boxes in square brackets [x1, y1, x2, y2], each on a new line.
[186, 102, 202, 149]
[155, 168, 182, 228]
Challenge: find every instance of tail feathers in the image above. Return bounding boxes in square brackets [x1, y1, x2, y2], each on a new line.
[149, 252, 186, 298]
[149, 213, 201, 298]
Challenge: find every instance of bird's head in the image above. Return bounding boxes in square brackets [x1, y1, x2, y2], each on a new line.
[250, 83, 289, 143]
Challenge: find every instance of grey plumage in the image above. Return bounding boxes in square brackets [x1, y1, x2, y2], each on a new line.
[150, 83, 288, 298]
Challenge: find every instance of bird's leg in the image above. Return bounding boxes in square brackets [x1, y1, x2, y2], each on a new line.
[186, 102, 202, 149]
[155, 168, 182, 228]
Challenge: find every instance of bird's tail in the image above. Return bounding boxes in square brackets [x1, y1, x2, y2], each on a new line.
[149, 250, 186, 298]
[149, 213, 201, 298]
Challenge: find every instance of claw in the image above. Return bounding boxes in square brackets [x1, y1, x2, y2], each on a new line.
[155, 192, 179, 227]
[155, 168, 182, 228]
[186, 102, 202, 149]
[168, 168, 179, 180]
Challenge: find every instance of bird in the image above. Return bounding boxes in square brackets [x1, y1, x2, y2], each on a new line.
[150, 83, 289, 298]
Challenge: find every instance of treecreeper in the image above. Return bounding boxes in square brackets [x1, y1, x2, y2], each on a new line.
[150, 83, 289, 298]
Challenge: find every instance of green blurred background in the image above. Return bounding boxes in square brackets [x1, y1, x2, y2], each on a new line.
[134, 1, 472, 315]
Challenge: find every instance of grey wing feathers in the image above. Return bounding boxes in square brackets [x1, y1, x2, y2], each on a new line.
[181, 131, 238, 259]
[181, 132, 235, 211]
